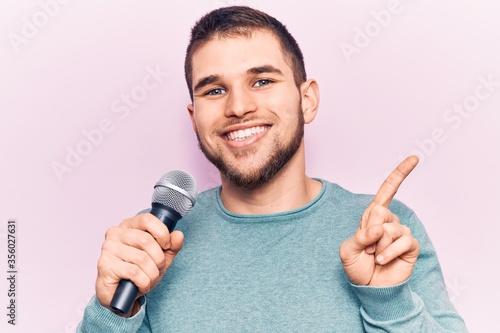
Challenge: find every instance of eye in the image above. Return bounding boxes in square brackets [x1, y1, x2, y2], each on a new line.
[254, 79, 272, 87]
[205, 88, 226, 96]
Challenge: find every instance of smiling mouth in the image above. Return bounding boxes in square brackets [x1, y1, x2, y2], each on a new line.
[224, 125, 270, 141]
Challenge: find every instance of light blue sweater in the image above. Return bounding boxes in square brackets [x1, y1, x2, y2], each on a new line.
[78, 180, 467, 332]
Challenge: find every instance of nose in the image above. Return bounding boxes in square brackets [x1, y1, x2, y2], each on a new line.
[224, 87, 257, 118]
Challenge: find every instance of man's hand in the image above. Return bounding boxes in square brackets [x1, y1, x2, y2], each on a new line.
[339, 156, 420, 286]
[95, 213, 184, 315]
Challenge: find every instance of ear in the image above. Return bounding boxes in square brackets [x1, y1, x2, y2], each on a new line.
[187, 103, 197, 133]
[300, 79, 320, 124]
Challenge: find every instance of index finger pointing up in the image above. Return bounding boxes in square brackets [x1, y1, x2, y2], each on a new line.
[373, 155, 419, 208]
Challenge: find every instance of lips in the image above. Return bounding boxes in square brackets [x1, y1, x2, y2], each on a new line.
[224, 125, 270, 141]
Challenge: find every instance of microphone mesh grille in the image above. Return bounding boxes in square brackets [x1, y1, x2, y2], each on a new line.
[152, 170, 197, 216]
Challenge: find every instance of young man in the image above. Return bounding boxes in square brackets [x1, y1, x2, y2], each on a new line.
[78, 6, 467, 332]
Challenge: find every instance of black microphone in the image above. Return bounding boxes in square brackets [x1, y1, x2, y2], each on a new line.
[110, 170, 197, 314]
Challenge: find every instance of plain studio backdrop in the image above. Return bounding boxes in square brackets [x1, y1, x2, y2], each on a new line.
[0, 1, 498, 332]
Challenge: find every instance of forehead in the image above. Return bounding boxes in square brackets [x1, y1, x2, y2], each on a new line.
[191, 30, 293, 82]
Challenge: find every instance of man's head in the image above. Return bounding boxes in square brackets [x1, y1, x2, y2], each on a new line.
[185, 6, 319, 190]
[184, 6, 306, 101]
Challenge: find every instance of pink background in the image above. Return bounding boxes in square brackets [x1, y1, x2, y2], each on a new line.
[1, 1, 498, 332]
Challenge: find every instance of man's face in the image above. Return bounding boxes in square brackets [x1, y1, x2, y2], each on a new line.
[188, 30, 305, 189]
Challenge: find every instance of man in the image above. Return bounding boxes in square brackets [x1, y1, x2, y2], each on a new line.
[78, 6, 467, 332]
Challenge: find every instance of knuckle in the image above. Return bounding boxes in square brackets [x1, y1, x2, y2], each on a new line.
[154, 253, 167, 268]
[138, 213, 155, 227]
[119, 217, 133, 227]
[157, 260, 167, 272]
[383, 222, 398, 236]
[136, 213, 148, 224]
[125, 265, 141, 278]
[134, 275, 152, 293]
[96, 254, 115, 275]
[159, 234, 171, 250]
[383, 178, 397, 192]
[138, 234, 154, 248]
[400, 235, 412, 247]
[150, 268, 161, 282]
[352, 229, 363, 242]
[104, 226, 120, 240]
[372, 204, 388, 216]
[401, 233, 417, 250]
[355, 228, 372, 245]
[101, 239, 113, 253]
[134, 251, 150, 266]
[96, 257, 108, 272]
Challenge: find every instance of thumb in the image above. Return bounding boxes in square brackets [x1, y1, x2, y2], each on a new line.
[340, 225, 383, 261]
[164, 230, 184, 268]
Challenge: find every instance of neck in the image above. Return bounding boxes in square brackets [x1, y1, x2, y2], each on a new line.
[219, 145, 322, 215]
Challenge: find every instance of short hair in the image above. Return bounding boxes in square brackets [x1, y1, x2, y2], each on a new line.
[184, 6, 307, 101]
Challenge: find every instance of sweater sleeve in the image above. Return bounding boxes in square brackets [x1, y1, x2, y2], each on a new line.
[77, 295, 152, 333]
[351, 206, 468, 332]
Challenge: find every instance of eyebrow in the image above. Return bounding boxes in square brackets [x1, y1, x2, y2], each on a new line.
[247, 65, 283, 76]
[193, 75, 221, 93]
[193, 65, 284, 93]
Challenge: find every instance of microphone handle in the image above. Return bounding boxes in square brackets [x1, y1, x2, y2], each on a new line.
[110, 204, 182, 314]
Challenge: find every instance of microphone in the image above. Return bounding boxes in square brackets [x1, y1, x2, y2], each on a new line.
[110, 170, 197, 314]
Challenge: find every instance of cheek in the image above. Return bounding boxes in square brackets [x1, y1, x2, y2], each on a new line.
[193, 114, 217, 143]
[192, 102, 222, 132]
[267, 100, 300, 123]
[260, 88, 301, 118]
[195, 120, 209, 137]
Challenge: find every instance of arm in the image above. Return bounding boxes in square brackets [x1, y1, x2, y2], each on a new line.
[340, 156, 467, 332]
[77, 213, 183, 332]
[77, 295, 150, 333]
[351, 210, 467, 332]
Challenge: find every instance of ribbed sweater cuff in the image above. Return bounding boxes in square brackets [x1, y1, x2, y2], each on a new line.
[79, 295, 146, 332]
[351, 280, 422, 321]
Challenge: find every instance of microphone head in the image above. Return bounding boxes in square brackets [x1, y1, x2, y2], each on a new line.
[152, 170, 197, 216]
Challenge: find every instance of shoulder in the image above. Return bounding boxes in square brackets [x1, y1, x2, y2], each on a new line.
[319, 180, 374, 214]
[319, 179, 417, 224]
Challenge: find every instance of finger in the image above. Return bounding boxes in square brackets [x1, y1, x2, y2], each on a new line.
[362, 206, 400, 254]
[340, 224, 384, 261]
[102, 239, 163, 282]
[363, 204, 399, 229]
[373, 222, 405, 258]
[105, 227, 167, 269]
[120, 213, 171, 250]
[98, 253, 155, 295]
[372, 155, 419, 208]
[163, 230, 184, 269]
[374, 230, 418, 265]
[96, 252, 155, 306]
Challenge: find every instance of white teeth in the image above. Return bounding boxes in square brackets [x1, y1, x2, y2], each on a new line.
[226, 126, 268, 141]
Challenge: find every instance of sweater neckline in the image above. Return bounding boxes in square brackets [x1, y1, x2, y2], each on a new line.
[215, 179, 328, 222]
